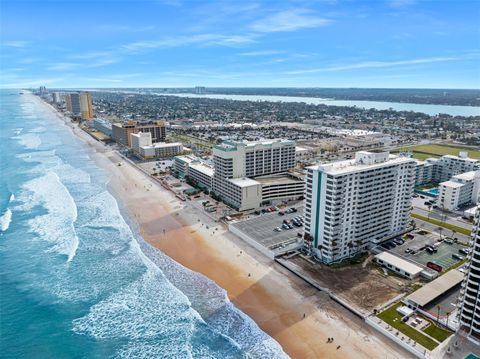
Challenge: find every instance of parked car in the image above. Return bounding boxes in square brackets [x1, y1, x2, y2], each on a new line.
[405, 248, 411, 254]
[278, 211, 285, 216]
[459, 248, 471, 255]
[452, 254, 464, 260]
[444, 239, 454, 244]
[394, 238, 405, 245]
[274, 227, 282, 232]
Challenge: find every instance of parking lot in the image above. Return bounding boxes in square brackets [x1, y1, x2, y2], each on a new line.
[412, 242, 465, 269]
[384, 228, 466, 270]
[230, 207, 304, 251]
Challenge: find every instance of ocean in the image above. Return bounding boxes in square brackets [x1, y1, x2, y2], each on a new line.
[0, 91, 288, 359]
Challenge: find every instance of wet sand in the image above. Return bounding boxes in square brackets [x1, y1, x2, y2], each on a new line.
[37, 95, 413, 359]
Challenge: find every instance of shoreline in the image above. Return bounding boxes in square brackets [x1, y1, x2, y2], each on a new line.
[34, 94, 413, 358]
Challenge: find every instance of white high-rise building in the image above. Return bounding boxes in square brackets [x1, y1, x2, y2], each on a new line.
[212, 139, 300, 211]
[437, 171, 480, 211]
[414, 152, 479, 186]
[304, 151, 416, 264]
[439, 152, 479, 182]
[458, 208, 480, 342]
[53, 92, 63, 104]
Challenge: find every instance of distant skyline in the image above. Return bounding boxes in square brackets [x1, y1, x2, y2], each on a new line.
[1, 0, 479, 89]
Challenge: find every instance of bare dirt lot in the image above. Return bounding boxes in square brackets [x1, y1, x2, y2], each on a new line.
[279, 255, 411, 316]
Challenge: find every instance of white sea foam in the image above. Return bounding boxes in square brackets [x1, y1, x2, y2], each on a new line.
[30, 126, 46, 133]
[10, 193, 15, 202]
[138, 239, 289, 358]
[22, 172, 79, 262]
[0, 209, 12, 232]
[13, 133, 42, 149]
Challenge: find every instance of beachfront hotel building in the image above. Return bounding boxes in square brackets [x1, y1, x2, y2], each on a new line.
[211, 139, 303, 211]
[173, 155, 214, 191]
[112, 120, 166, 147]
[437, 171, 480, 211]
[66, 93, 80, 115]
[414, 152, 479, 186]
[79, 91, 93, 120]
[304, 151, 416, 264]
[65, 92, 93, 120]
[93, 118, 112, 137]
[458, 208, 480, 342]
[130, 132, 184, 159]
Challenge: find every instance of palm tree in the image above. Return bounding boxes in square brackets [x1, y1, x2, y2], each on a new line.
[451, 229, 456, 240]
[347, 241, 354, 257]
[437, 227, 443, 241]
[427, 204, 432, 219]
[437, 305, 441, 324]
[446, 311, 451, 328]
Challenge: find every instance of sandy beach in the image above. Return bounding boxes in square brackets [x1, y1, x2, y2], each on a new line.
[37, 95, 413, 359]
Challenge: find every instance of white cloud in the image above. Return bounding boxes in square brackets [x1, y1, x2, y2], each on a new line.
[96, 25, 156, 33]
[285, 56, 461, 75]
[250, 9, 331, 33]
[121, 33, 256, 53]
[2, 40, 30, 48]
[239, 50, 283, 56]
[47, 62, 79, 71]
[0, 77, 64, 88]
[387, 0, 416, 8]
[47, 58, 119, 71]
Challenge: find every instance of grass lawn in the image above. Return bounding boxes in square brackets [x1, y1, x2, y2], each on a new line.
[412, 152, 439, 161]
[393, 144, 480, 160]
[423, 322, 452, 342]
[377, 303, 439, 350]
[411, 213, 472, 236]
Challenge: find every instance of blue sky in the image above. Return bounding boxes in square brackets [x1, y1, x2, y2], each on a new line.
[1, 0, 479, 88]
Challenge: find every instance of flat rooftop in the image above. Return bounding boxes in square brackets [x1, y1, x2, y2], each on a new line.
[189, 162, 214, 177]
[228, 177, 260, 188]
[406, 269, 464, 307]
[309, 153, 414, 175]
[453, 171, 478, 181]
[443, 154, 478, 162]
[375, 252, 423, 275]
[174, 155, 198, 164]
[215, 138, 295, 151]
[142, 142, 182, 149]
[254, 175, 304, 186]
[440, 180, 465, 188]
